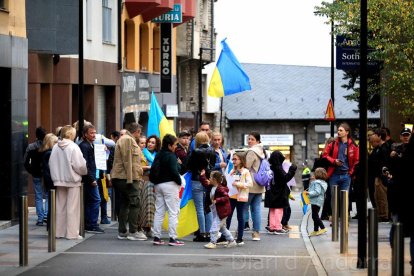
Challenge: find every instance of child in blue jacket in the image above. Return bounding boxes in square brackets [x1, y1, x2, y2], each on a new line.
[306, 168, 328, 236]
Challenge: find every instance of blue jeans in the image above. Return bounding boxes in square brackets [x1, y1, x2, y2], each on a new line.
[227, 198, 246, 240]
[33, 177, 48, 222]
[191, 181, 212, 234]
[247, 193, 262, 231]
[329, 173, 351, 215]
[85, 183, 101, 229]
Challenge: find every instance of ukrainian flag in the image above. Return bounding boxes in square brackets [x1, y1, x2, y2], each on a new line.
[147, 92, 176, 139]
[163, 172, 199, 238]
[300, 191, 310, 214]
[208, 39, 251, 98]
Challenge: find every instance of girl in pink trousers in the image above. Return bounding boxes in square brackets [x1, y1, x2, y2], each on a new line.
[264, 151, 297, 235]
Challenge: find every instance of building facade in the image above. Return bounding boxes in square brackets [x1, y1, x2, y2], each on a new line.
[0, 0, 28, 220]
[27, 0, 120, 138]
[222, 64, 381, 185]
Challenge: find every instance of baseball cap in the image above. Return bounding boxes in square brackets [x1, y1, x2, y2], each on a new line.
[178, 131, 191, 138]
[400, 128, 411, 135]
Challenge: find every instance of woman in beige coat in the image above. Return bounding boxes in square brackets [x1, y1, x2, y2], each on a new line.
[49, 125, 87, 239]
[245, 131, 266, 241]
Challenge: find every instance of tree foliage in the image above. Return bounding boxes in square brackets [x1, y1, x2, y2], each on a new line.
[315, 0, 414, 117]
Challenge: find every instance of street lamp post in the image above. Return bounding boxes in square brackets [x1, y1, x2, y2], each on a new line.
[357, 0, 368, 269]
[330, 20, 335, 137]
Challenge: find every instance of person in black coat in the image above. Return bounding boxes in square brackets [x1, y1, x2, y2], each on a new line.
[397, 131, 414, 275]
[265, 151, 297, 234]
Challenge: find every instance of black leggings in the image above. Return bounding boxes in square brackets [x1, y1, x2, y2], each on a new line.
[311, 204, 325, 232]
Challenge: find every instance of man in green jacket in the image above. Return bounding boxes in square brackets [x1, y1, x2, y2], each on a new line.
[111, 122, 146, 241]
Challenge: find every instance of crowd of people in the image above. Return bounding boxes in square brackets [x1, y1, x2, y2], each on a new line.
[23, 120, 414, 272]
[24, 120, 300, 248]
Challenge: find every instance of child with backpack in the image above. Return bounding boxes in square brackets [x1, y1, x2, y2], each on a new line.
[202, 171, 237, 249]
[305, 168, 328, 236]
[265, 150, 297, 235]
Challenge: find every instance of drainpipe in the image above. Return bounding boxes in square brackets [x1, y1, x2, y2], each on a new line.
[117, 0, 122, 70]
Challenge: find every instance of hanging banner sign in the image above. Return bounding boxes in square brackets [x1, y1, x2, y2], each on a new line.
[152, 4, 182, 23]
[336, 35, 380, 71]
[160, 23, 172, 93]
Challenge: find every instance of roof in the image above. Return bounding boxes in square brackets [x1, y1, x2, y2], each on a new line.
[223, 63, 380, 120]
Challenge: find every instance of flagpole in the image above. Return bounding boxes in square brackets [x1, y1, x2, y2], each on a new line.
[219, 97, 223, 133]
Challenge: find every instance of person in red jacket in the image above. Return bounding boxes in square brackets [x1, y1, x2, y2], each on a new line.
[200, 171, 236, 249]
[322, 122, 359, 196]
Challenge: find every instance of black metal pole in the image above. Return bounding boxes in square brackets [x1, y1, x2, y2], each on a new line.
[78, 0, 84, 139]
[357, 0, 368, 269]
[330, 20, 335, 137]
[368, 208, 378, 276]
[198, 48, 203, 129]
[219, 98, 223, 133]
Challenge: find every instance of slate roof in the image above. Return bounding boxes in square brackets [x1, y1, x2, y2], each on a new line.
[223, 63, 380, 120]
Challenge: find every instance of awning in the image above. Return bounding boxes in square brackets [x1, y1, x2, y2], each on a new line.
[124, 0, 160, 19]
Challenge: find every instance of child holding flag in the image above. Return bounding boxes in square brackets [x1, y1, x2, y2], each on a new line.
[202, 171, 236, 249]
[305, 168, 328, 236]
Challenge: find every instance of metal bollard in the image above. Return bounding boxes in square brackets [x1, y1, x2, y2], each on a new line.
[340, 190, 348, 254]
[19, 195, 28, 266]
[79, 184, 85, 237]
[368, 208, 378, 276]
[392, 223, 404, 276]
[332, 185, 339, 241]
[48, 189, 56, 252]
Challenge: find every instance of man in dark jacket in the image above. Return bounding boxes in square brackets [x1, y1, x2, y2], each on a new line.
[79, 124, 104, 234]
[24, 126, 47, 226]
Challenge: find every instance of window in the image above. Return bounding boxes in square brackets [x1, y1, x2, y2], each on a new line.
[102, 0, 112, 43]
[86, 0, 92, 40]
[0, 0, 7, 9]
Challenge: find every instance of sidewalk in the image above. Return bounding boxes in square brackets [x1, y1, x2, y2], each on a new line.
[0, 207, 115, 276]
[301, 206, 412, 275]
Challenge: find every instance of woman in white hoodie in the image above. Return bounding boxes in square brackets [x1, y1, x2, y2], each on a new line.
[49, 125, 87, 239]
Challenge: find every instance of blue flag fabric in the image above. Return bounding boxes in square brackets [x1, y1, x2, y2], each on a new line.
[208, 39, 251, 98]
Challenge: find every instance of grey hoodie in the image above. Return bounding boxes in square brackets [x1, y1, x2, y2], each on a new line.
[49, 139, 87, 187]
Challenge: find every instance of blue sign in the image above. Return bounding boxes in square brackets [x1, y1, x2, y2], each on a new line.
[152, 4, 182, 23]
[336, 35, 379, 71]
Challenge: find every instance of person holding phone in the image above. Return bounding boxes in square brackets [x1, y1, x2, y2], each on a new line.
[322, 123, 359, 210]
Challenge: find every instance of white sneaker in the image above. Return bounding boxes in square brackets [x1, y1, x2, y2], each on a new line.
[226, 240, 237, 248]
[204, 242, 217, 249]
[252, 231, 261, 241]
[117, 232, 128, 240]
[127, 231, 147, 241]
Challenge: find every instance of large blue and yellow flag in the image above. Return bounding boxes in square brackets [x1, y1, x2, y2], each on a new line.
[163, 172, 199, 238]
[208, 39, 251, 98]
[147, 92, 176, 139]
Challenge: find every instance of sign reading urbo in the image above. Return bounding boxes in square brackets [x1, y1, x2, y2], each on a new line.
[160, 23, 172, 93]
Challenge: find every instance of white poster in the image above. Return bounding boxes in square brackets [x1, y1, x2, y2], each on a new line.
[94, 144, 107, 171]
[226, 173, 238, 197]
